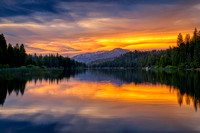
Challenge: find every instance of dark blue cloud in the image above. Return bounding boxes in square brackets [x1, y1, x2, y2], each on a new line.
[0, 111, 195, 133]
[0, 0, 60, 17]
[4, 33, 17, 37]
[0, 0, 197, 18]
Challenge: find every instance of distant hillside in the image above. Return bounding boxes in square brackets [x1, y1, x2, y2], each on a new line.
[89, 50, 159, 68]
[72, 48, 130, 64]
[88, 57, 115, 65]
[90, 28, 200, 69]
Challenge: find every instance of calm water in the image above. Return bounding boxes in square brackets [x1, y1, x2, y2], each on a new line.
[0, 70, 200, 133]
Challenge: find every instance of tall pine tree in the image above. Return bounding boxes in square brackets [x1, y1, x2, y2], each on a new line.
[7, 44, 14, 67]
[19, 44, 26, 66]
[0, 34, 7, 64]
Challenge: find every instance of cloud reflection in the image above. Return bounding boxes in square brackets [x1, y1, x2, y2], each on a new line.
[0, 70, 200, 132]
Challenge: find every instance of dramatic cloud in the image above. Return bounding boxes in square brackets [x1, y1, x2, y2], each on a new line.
[0, 0, 200, 56]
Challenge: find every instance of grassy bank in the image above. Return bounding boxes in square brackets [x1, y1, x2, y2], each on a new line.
[0, 67, 64, 78]
[151, 65, 200, 71]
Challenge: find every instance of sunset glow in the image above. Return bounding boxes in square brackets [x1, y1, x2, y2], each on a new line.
[27, 79, 189, 105]
[0, 78, 195, 120]
[0, 0, 200, 56]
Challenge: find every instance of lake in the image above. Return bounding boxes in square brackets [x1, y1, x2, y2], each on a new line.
[0, 69, 200, 133]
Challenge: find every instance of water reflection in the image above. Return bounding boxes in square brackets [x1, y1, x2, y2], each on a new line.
[1, 69, 200, 109]
[0, 79, 26, 105]
[84, 70, 200, 111]
[0, 69, 200, 133]
[0, 69, 84, 105]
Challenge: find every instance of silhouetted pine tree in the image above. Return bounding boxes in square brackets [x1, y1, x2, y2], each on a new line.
[0, 34, 85, 68]
[0, 34, 7, 64]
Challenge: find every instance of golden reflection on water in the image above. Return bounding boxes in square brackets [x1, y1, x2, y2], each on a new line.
[11, 78, 195, 121]
[1, 77, 200, 133]
[27, 79, 191, 106]
[1, 72, 200, 133]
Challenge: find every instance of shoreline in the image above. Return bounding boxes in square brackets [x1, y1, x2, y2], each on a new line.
[86, 67, 200, 71]
[1, 67, 200, 74]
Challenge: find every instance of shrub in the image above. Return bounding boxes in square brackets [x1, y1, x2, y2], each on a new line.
[0, 64, 10, 68]
[26, 64, 36, 68]
[154, 66, 160, 69]
[20, 66, 26, 68]
[165, 65, 178, 69]
[41, 65, 47, 69]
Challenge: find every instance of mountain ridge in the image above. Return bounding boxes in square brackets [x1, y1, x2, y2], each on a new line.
[72, 48, 130, 64]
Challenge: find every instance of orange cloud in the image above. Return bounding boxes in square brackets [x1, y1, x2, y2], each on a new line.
[1, 1, 199, 56]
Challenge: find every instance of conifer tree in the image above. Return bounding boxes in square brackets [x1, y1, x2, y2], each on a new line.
[19, 44, 26, 66]
[0, 34, 7, 64]
[177, 33, 183, 47]
[7, 44, 14, 67]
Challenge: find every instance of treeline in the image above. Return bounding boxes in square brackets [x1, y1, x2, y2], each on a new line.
[143, 28, 200, 68]
[91, 28, 200, 69]
[0, 34, 86, 68]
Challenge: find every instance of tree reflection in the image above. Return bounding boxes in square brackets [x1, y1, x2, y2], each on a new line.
[1, 69, 200, 110]
[0, 69, 85, 105]
[0, 79, 26, 105]
[89, 69, 200, 111]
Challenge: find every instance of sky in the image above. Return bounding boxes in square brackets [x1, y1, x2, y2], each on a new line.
[0, 0, 200, 57]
